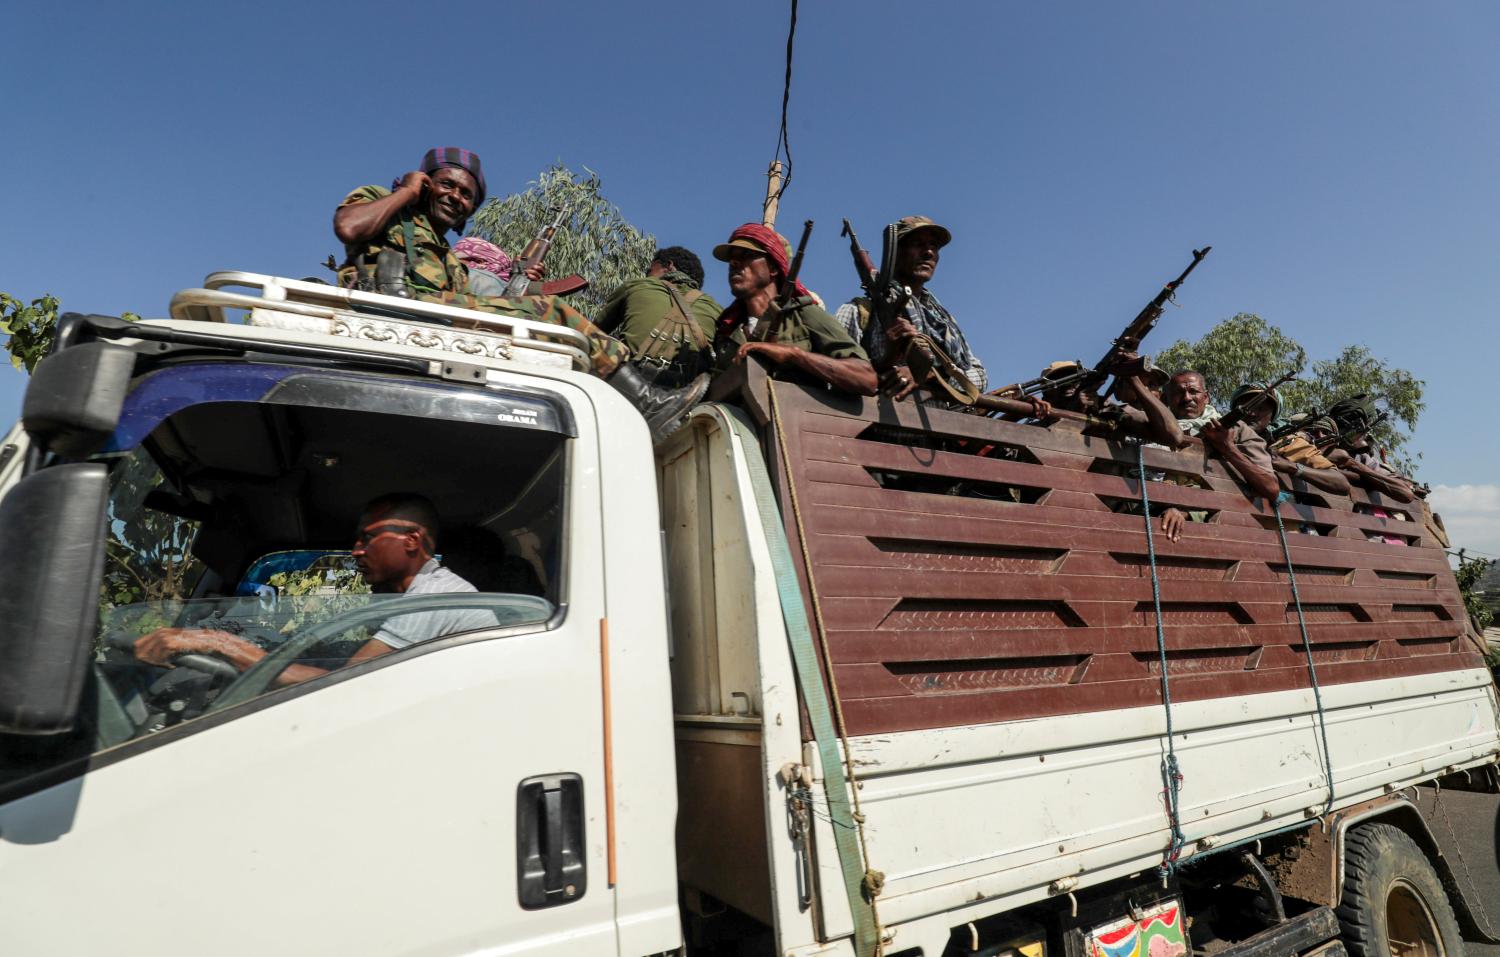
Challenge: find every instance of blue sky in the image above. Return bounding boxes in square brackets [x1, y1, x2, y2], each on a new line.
[5, 1, 1497, 554]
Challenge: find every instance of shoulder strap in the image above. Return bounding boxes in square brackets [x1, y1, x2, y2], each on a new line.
[662, 281, 710, 349]
[400, 215, 419, 278]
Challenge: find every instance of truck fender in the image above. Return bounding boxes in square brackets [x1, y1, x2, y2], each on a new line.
[1274, 791, 1499, 944]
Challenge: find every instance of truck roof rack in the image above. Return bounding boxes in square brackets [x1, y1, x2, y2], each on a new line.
[168, 271, 593, 373]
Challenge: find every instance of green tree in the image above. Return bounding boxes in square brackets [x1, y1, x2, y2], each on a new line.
[1454, 555, 1494, 654]
[1155, 313, 1425, 473]
[466, 164, 656, 317]
[0, 292, 60, 373]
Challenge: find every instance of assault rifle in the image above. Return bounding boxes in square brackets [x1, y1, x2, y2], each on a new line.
[841, 219, 927, 376]
[1218, 368, 1301, 430]
[1317, 409, 1390, 452]
[1269, 407, 1390, 450]
[986, 362, 1088, 399]
[1009, 247, 1211, 401]
[764, 219, 815, 343]
[1102, 246, 1211, 366]
[502, 205, 567, 298]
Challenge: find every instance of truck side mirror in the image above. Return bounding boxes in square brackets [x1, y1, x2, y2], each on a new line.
[22, 339, 135, 458]
[0, 463, 110, 734]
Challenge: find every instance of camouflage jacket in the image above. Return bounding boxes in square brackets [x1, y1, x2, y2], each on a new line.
[595, 273, 722, 385]
[335, 185, 467, 294]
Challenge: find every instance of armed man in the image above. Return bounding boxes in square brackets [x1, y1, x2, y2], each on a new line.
[332, 146, 705, 441]
[835, 216, 986, 401]
[1130, 370, 1279, 542]
[1322, 395, 1414, 503]
[593, 246, 722, 389]
[712, 223, 877, 396]
[1269, 395, 1413, 503]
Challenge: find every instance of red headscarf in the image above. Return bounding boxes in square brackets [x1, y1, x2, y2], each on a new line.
[713, 223, 810, 340]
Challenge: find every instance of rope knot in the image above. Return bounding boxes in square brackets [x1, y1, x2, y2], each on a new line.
[861, 868, 886, 901]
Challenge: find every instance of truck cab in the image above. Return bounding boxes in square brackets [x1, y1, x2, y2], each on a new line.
[0, 275, 680, 955]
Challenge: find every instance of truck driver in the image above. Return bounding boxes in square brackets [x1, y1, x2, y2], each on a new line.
[131, 494, 494, 687]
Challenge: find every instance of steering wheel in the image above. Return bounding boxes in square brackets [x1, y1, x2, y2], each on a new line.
[104, 631, 242, 682]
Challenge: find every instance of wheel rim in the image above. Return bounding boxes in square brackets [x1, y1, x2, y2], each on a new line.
[1386, 878, 1445, 957]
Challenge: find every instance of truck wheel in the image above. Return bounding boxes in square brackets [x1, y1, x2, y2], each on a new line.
[1336, 822, 1465, 957]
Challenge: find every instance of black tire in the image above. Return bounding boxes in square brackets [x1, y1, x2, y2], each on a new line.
[1337, 822, 1465, 957]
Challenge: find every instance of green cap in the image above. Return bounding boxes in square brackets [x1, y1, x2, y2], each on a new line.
[1328, 394, 1377, 431]
[894, 215, 952, 248]
[1230, 383, 1282, 419]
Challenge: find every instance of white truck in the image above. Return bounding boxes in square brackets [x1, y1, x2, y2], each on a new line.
[0, 273, 1495, 957]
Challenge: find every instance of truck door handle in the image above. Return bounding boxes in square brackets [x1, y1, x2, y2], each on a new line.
[516, 773, 586, 909]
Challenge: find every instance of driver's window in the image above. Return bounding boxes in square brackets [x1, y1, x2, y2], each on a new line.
[86, 398, 567, 756]
[101, 450, 208, 620]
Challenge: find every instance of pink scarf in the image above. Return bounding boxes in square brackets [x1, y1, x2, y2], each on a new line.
[453, 236, 513, 280]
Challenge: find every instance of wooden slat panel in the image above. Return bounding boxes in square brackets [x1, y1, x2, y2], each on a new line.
[752, 378, 1481, 738]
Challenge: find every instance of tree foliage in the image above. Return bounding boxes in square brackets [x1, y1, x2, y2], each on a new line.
[1, 292, 60, 373]
[466, 164, 656, 317]
[2, 291, 140, 373]
[1454, 555, 1495, 639]
[1155, 312, 1425, 473]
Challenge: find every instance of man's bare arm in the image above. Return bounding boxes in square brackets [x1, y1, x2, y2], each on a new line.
[1201, 422, 1279, 501]
[1273, 458, 1351, 495]
[1119, 375, 1187, 449]
[333, 173, 428, 245]
[1328, 452, 1415, 502]
[134, 627, 392, 689]
[737, 342, 879, 396]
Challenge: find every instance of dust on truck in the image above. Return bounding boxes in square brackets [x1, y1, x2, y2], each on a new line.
[0, 272, 1495, 957]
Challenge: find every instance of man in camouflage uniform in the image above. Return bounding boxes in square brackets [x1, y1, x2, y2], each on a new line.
[711, 223, 877, 396]
[593, 246, 721, 388]
[333, 147, 706, 441]
[835, 216, 986, 401]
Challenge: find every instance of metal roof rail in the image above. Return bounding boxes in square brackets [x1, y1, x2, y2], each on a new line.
[168, 271, 592, 373]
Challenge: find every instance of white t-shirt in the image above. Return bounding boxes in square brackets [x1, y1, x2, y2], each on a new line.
[372, 559, 498, 649]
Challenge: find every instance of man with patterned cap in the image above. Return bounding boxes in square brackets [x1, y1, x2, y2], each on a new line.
[835, 216, 986, 401]
[711, 223, 877, 396]
[333, 147, 707, 441]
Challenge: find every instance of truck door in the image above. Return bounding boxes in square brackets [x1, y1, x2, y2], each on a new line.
[0, 364, 618, 957]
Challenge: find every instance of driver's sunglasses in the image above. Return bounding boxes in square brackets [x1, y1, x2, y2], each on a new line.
[352, 520, 425, 548]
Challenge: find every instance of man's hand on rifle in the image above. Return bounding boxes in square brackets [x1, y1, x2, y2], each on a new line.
[522, 260, 546, 282]
[1107, 350, 1149, 380]
[986, 384, 1051, 421]
[879, 364, 921, 400]
[885, 316, 920, 348]
[1198, 419, 1231, 449]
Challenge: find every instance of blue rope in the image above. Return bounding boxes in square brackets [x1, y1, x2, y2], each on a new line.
[1137, 443, 1187, 877]
[1270, 492, 1337, 816]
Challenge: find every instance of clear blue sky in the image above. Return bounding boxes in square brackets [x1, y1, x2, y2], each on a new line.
[5, 2, 1498, 549]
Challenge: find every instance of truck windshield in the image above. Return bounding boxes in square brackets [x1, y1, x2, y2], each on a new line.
[68, 362, 572, 757]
